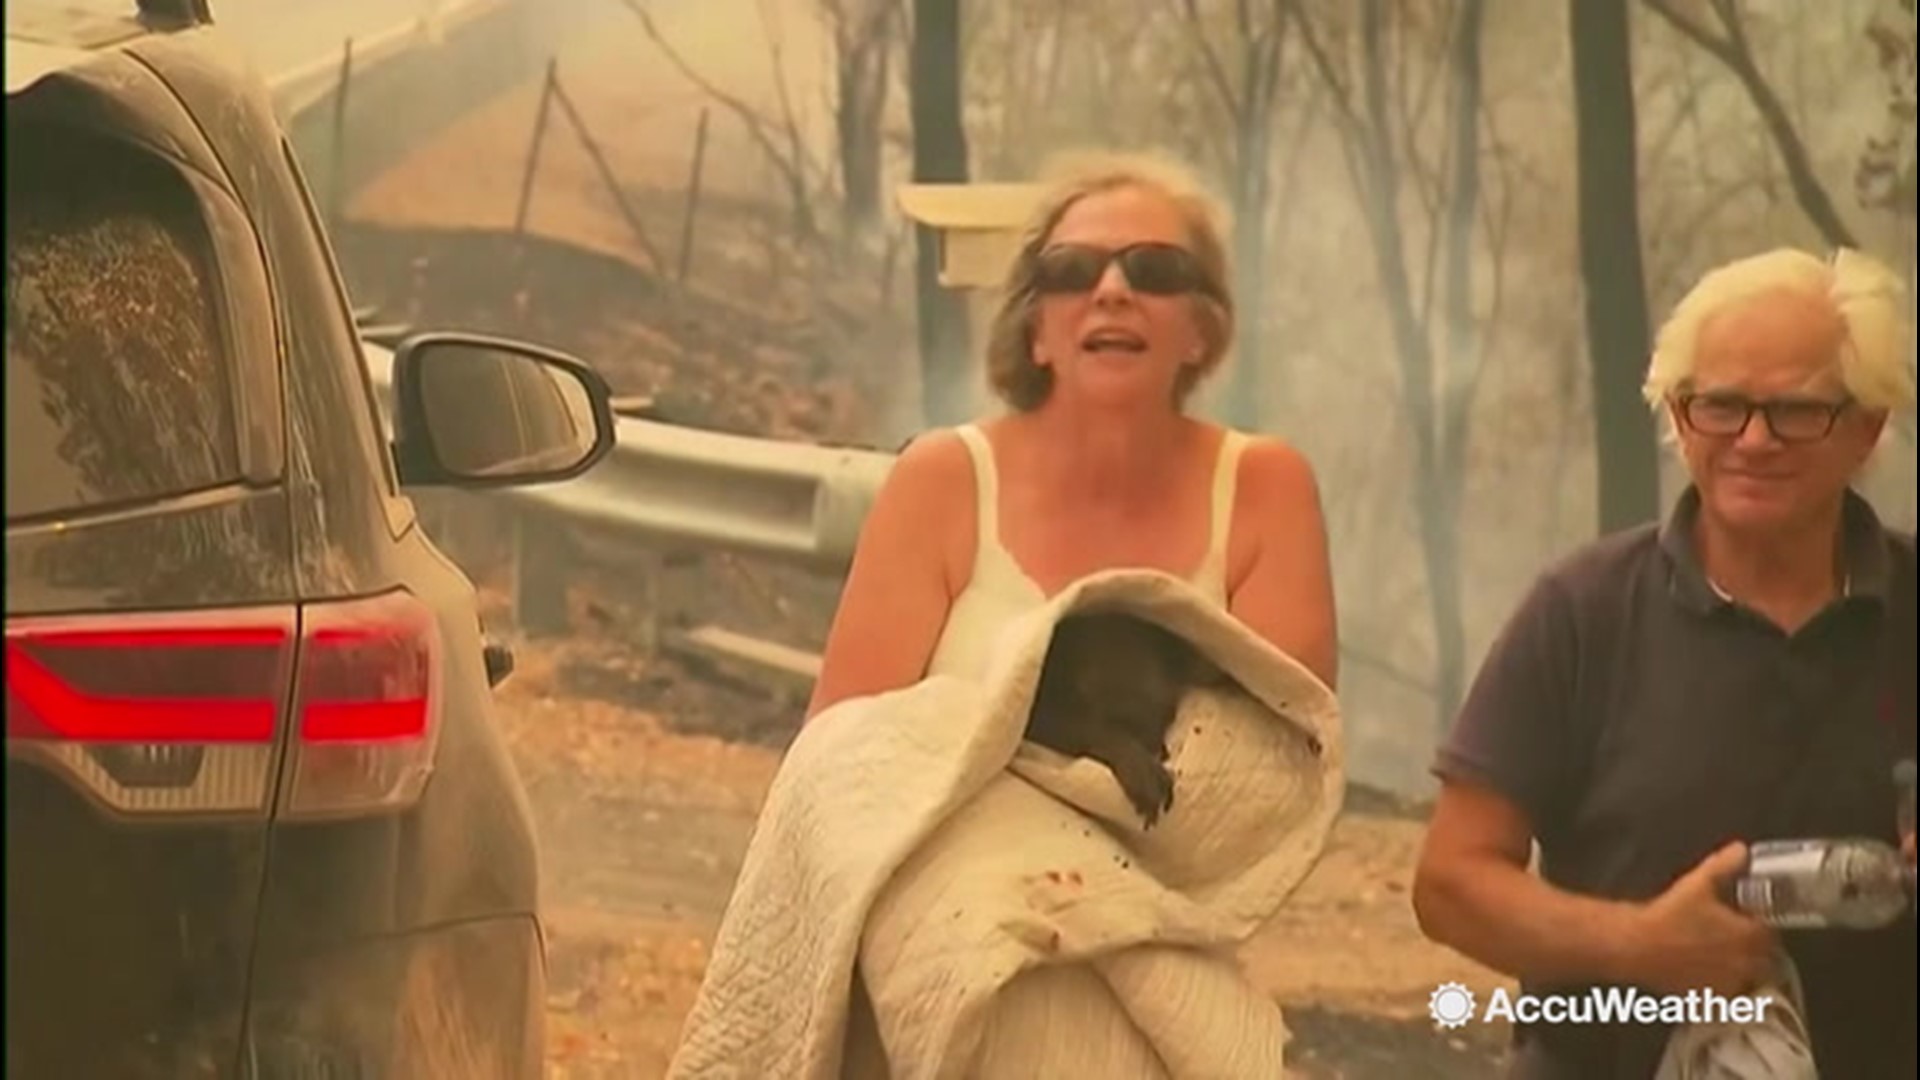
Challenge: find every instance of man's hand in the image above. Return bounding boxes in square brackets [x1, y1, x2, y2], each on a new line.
[1622, 841, 1777, 996]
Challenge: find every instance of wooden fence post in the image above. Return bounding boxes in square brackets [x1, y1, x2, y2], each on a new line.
[676, 107, 710, 283]
[513, 59, 560, 238]
[326, 37, 356, 226]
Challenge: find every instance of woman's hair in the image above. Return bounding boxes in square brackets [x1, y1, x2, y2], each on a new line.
[984, 150, 1235, 411]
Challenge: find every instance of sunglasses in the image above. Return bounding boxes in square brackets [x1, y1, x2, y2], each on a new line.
[1031, 242, 1215, 298]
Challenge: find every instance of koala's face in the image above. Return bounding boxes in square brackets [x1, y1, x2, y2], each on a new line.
[1060, 620, 1191, 735]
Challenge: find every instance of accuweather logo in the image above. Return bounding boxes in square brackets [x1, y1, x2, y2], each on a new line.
[1429, 982, 1479, 1029]
[1427, 981, 1777, 1028]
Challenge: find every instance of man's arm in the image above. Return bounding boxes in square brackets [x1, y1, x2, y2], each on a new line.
[1411, 575, 1774, 996]
[1416, 780, 1645, 985]
[1415, 783, 1771, 995]
[1411, 572, 1643, 985]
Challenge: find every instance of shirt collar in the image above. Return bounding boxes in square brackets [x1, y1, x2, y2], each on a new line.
[1658, 485, 1893, 615]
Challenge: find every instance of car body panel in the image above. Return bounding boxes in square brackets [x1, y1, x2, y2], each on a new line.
[6, 17, 547, 1078]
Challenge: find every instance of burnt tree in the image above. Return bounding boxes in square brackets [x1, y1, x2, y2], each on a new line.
[1643, 0, 1860, 250]
[1176, 0, 1289, 430]
[1571, 0, 1661, 532]
[824, 0, 897, 236]
[1291, 0, 1495, 729]
[909, 0, 973, 426]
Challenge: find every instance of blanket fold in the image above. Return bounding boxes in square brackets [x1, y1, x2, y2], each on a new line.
[667, 569, 1345, 1079]
[1654, 951, 1818, 1080]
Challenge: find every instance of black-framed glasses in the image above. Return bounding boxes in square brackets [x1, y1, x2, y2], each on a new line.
[1032, 242, 1217, 298]
[1676, 392, 1853, 443]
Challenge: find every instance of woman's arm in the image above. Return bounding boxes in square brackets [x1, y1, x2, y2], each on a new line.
[805, 430, 974, 720]
[1225, 437, 1339, 690]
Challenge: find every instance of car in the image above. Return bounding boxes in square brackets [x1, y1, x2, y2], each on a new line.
[5, 2, 617, 1075]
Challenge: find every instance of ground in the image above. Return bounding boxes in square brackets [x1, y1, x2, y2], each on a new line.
[334, 33, 1519, 1077]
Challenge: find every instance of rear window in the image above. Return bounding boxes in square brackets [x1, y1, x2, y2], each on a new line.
[5, 128, 242, 522]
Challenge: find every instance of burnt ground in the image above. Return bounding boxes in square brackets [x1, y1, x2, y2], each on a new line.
[335, 221, 897, 444]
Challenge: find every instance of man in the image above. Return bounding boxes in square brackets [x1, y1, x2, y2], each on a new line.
[1413, 247, 1917, 1078]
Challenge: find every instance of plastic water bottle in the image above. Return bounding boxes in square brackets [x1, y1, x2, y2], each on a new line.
[1732, 838, 1915, 930]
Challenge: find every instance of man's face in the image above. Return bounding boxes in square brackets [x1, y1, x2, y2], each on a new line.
[1669, 288, 1886, 535]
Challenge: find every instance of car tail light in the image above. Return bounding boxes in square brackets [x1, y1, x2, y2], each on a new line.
[5, 606, 295, 816]
[280, 589, 441, 820]
[4, 590, 441, 822]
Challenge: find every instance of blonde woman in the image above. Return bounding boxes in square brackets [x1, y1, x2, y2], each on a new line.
[808, 152, 1338, 716]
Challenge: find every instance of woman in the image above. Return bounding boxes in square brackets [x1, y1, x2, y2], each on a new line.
[808, 152, 1338, 717]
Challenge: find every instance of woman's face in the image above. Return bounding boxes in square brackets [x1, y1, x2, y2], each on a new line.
[1028, 185, 1213, 411]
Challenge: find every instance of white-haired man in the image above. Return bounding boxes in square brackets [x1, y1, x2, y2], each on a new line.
[1413, 247, 1917, 1077]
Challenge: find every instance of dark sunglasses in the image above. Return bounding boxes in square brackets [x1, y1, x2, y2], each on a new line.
[1032, 242, 1216, 298]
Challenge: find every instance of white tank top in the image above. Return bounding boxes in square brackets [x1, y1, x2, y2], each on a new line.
[922, 422, 1247, 682]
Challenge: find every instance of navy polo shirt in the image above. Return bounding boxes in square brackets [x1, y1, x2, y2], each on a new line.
[1434, 486, 1916, 1078]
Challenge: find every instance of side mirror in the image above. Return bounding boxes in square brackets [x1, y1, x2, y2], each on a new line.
[389, 332, 617, 488]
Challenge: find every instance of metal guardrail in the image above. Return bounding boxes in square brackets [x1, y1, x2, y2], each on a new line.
[363, 345, 897, 575]
[261, 0, 507, 117]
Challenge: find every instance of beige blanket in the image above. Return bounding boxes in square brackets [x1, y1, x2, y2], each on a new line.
[666, 569, 1344, 1079]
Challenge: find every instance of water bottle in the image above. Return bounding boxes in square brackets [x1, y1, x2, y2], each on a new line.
[1732, 837, 1915, 930]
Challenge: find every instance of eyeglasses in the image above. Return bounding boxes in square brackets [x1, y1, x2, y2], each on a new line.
[1676, 392, 1853, 443]
[1031, 242, 1217, 298]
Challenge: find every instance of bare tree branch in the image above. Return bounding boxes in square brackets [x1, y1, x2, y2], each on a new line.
[1437, 0, 1487, 488]
[1177, 0, 1245, 126]
[759, 0, 819, 199]
[1287, 1, 1361, 133]
[1645, 174, 1768, 298]
[618, 0, 826, 240]
[1474, 94, 1516, 368]
[1641, 53, 1711, 180]
[1641, 0, 1860, 248]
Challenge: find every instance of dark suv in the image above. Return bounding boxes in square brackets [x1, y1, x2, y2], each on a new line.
[6, 4, 615, 1076]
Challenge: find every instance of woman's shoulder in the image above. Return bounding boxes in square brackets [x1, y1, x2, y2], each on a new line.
[874, 426, 981, 514]
[1196, 423, 1315, 471]
[863, 427, 980, 589]
[889, 425, 977, 481]
[1220, 428, 1322, 505]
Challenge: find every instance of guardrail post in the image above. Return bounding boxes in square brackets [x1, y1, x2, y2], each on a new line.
[511, 511, 573, 638]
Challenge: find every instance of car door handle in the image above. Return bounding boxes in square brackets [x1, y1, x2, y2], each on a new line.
[483, 639, 515, 688]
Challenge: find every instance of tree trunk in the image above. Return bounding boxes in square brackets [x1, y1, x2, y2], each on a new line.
[1349, 0, 1468, 732]
[1221, 18, 1284, 431]
[1571, 0, 1661, 533]
[909, 0, 973, 428]
[834, 4, 892, 236]
[1429, 0, 1488, 732]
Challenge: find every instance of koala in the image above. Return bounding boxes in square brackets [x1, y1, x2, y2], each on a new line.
[1024, 611, 1226, 828]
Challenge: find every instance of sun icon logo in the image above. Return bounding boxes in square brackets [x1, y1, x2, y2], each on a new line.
[1428, 981, 1477, 1029]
